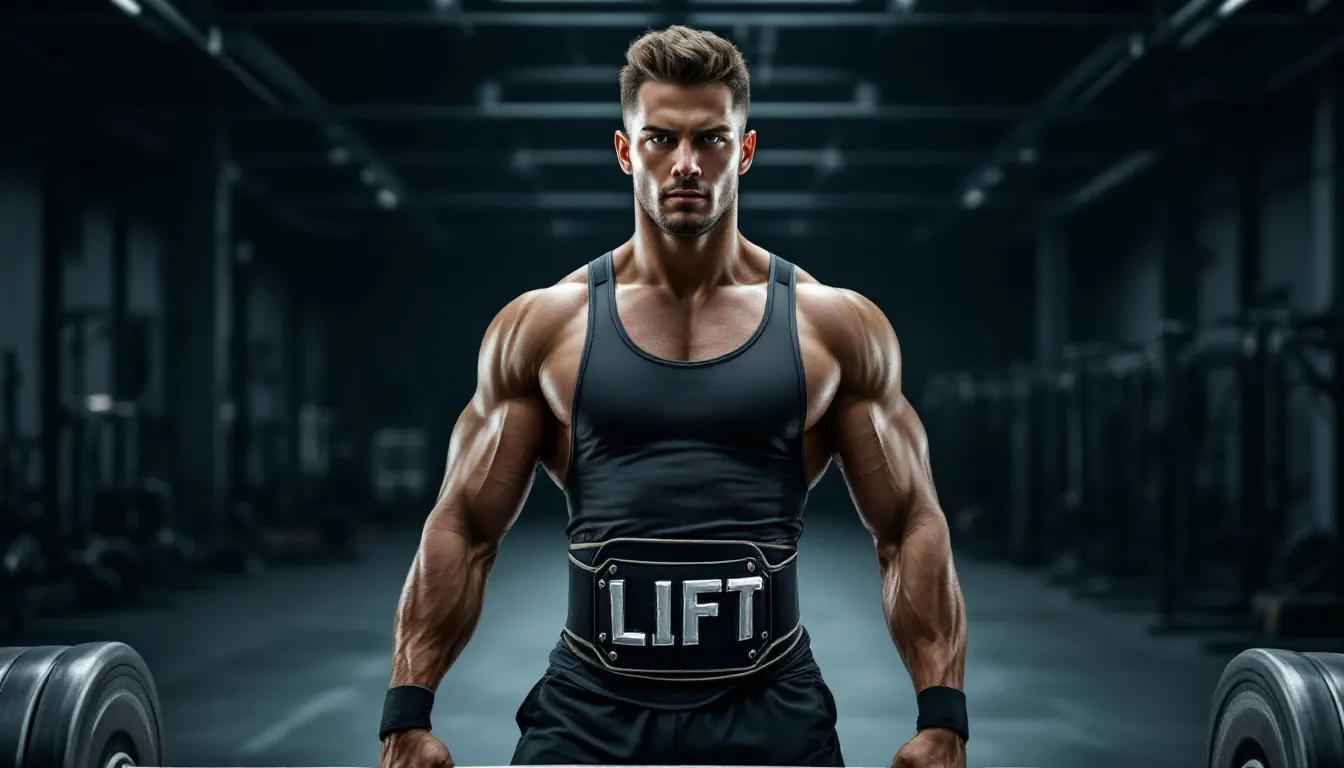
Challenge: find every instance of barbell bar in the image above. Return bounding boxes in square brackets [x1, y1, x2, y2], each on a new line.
[3, 642, 1343, 768]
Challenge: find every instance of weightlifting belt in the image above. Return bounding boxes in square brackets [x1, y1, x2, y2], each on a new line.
[563, 538, 802, 682]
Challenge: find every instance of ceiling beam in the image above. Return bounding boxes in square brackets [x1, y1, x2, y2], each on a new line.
[112, 101, 1162, 122]
[495, 64, 855, 86]
[136, 0, 281, 106]
[367, 216, 969, 240]
[292, 190, 1039, 211]
[1038, 147, 1164, 222]
[221, 30, 444, 242]
[241, 147, 1109, 170]
[534, 218, 954, 239]
[945, 34, 1139, 213]
[928, 0, 1252, 233]
[0, 10, 1314, 29]
[234, 171, 356, 240]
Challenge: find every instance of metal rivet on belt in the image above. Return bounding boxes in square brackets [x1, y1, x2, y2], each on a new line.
[746, 561, 756, 572]
[608, 565, 617, 575]
[761, 631, 769, 639]
[598, 632, 607, 641]
[748, 650, 757, 659]
[598, 579, 606, 588]
[608, 651, 618, 661]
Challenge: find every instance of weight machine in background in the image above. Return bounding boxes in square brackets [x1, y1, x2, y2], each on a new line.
[370, 428, 429, 523]
[0, 349, 47, 633]
[225, 402, 366, 565]
[925, 304, 1344, 651]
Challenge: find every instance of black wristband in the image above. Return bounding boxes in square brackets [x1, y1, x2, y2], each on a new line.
[379, 685, 434, 741]
[915, 686, 969, 743]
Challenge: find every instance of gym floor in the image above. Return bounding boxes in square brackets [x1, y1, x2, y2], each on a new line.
[7, 501, 1230, 768]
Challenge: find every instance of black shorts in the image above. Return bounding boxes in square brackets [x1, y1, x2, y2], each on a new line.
[510, 663, 845, 766]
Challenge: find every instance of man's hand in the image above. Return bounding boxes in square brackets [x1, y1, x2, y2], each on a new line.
[379, 729, 453, 768]
[892, 728, 966, 768]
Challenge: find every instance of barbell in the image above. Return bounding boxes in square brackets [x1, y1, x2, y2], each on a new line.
[2, 641, 1343, 768]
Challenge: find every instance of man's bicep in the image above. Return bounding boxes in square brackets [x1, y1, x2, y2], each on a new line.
[825, 290, 941, 539]
[427, 299, 548, 545]
[832, 390, 935, 539]
[431, 392, 544, 542]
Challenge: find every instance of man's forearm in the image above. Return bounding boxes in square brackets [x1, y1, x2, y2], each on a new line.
[389, 510, 499, 690]
[876, 511, 967, 692]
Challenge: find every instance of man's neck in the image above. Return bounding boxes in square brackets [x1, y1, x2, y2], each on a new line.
[629, 209, 745, 299]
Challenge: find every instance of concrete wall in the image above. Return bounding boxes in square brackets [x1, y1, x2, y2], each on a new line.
[1071, 87, 1331, 534]
[1195, 171, 1239, 327]
[0, 154, 173, 502]
[248, 261, 288, 424]
[241, 255, 293, 488]
[1261, 147, 1321, 533]
[0, 141, 327, 521]
[66, 204, 116, 400]
[129, 220, 167, 414]
[300, 301, 327, 407]
[0, 149, 42, 447]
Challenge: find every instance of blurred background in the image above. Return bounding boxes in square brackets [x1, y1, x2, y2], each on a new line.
[2, 1, 1343, 766]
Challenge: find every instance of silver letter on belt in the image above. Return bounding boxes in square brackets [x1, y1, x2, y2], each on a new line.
[607, 576, 763, 646]
[653, 580, 675, 646]
[608, 580, 647, 646]
[681, 579, 721, 645]
[726, 576, 764, 641]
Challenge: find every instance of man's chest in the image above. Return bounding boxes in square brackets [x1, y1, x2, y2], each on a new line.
[537, 304, 841, 432]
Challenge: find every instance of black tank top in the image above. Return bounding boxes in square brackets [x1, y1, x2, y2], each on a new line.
[563, 250, 810, 543]
[551, 250, 820, 708]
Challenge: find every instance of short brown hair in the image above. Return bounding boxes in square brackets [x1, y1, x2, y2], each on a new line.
[619, 26, 751, 126]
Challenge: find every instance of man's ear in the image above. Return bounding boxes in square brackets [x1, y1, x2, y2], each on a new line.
[739, 129, 757, 175]
[614, 128, 634, 176]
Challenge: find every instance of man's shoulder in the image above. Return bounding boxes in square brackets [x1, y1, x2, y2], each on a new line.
[789, 268, 899, 394]
[793, 271, 890, 342]
[501, 260, 594, 312]
[477, 264, 593, 388]
[489, 263, 592, 344]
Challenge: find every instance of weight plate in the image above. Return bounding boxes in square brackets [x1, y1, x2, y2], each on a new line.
[1302, 653, 1344, 750]
[24, 642, 163, 768]
[0, 646, 68, 768]
[1206, 648, 1344, 768]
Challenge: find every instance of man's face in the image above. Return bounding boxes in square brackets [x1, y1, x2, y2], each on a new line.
[615, 82, 756, 237]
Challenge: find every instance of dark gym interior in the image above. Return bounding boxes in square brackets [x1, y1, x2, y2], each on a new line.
[3, 1, 1344, 767]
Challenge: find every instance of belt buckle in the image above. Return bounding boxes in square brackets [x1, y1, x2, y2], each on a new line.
[592, 555, 773, 675]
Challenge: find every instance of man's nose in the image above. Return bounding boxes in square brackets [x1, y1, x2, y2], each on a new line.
[672, 140, 701, 179]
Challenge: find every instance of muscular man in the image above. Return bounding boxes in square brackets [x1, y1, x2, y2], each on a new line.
[379, 26, 968, 768]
